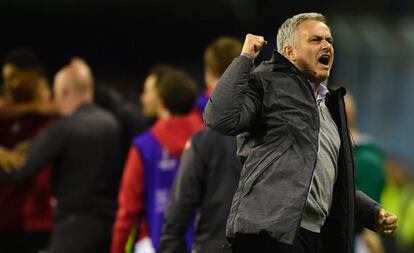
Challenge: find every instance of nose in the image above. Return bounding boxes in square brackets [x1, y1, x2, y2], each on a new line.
[321, 39, 332, 50]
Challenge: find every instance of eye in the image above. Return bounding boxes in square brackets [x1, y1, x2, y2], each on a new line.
[310, 37, 321, 43]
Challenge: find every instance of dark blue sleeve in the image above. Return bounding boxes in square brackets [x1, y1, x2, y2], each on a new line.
[355, 190, 381, 231]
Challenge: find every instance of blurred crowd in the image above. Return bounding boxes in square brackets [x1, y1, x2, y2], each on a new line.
[0, 35, 413, 253]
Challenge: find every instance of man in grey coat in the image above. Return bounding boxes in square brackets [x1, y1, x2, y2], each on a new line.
[204, 12, 397, 253]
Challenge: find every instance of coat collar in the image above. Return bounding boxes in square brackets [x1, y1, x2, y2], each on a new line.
[269, 50, 304, 75]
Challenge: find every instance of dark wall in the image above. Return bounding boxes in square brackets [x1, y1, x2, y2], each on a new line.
[1, 0, 413, 99]
[1, 1, 238, 82]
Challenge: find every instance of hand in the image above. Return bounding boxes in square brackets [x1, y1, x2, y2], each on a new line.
[0, 147, 25, 173]
[375, 208, 398, 236]
[362, 229, 385, 253]
[241, 34, 267, 59]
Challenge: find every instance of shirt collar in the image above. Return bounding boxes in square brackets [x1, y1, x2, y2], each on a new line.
[309, 82, 329, 103]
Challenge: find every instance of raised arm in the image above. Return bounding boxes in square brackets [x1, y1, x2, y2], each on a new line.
[203, 34, 267, 136]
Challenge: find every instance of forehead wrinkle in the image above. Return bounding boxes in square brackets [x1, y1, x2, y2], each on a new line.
[297, 20, 331, 36]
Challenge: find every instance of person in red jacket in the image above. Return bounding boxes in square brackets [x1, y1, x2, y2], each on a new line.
[112, 65, 204, 253]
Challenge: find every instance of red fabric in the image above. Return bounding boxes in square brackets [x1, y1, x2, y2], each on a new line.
[111, 113, 204, 253]
[0, 115, 54, 232]
[151, 112, 204, 160]
[112, 147, 147, 253]
[22, 164, 54, 231]
[192, 106, 204, 125]
[206, 87, 214, 97]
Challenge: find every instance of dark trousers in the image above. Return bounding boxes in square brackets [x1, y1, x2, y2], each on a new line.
[229, 228, 321, 253]
[47, 214, 113, 253]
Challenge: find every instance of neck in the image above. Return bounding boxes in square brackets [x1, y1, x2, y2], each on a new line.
[205, 70, 220, 91]
[158, 109, 171, 119]
[314, 83, 320, 97]
[62, 96, 92, 116]
[206, 78, 219, 90]
[309, 81, 321, 97]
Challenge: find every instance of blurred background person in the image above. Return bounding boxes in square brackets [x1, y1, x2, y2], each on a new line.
[160, 128, 241, 253]
[381, 158, 414, 253]
[1, 52, 148, 166]
[112, 65, 204, 253]
[0, 49, 57, 117]
[345, 92, 387, 253]
[0, 49, 55, 253]
[87, 57, 149, 164]
[71, 58, 149, 167]
[195, 36, 243, 113]
[0, 58, 124, 253]
[160, 36, 242, 253]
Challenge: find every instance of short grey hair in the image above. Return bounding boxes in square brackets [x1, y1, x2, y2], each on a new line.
[276, 13, 327, 55]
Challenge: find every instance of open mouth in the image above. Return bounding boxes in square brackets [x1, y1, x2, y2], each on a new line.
[318, 55, 330, 66]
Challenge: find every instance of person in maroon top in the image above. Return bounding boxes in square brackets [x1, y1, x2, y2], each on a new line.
[0, 49, 55, 253]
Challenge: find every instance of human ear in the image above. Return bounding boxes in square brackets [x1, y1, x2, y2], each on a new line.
[283, 46, 296, 62]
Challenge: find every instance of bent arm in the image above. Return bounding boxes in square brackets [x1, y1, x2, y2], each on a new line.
[355, 190, 381, 231]
[203, 56, 262, 136]
[0, 100, 59, 119]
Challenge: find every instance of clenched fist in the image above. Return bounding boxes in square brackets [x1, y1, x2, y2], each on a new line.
[375, 208, 398, 236]
[241, 34, 267, 60]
